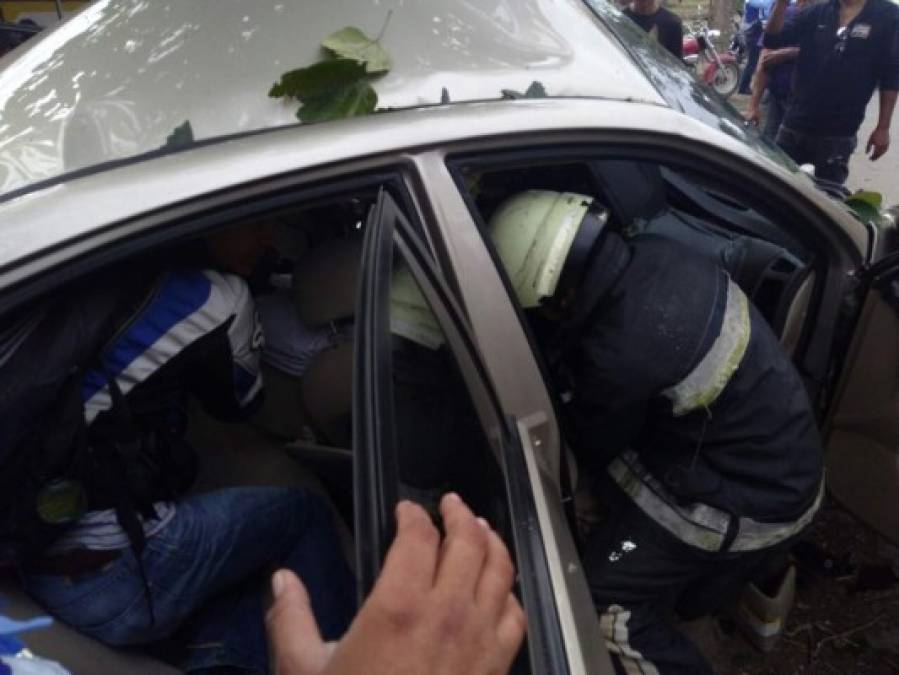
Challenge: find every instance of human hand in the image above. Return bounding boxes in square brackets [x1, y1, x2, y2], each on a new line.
[747, 106, 762, 127]
[867, 127, 890, 161]
[266, 494, 527, 675]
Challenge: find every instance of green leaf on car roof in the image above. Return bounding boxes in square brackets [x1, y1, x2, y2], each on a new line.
[847, 200, 881, 224]
[525, 81, 547, 98]
[846, 190, 883, 210]
[162, 120, 194, 150]
[846, 191, 884, 224]
[268, 24, 391, 123]
[269, 59, 378, 122]
[296, 78, 378, 123]
[501, 80, 548, 100]
[322, 26, 392, 73]
[270, 59, 367, 100]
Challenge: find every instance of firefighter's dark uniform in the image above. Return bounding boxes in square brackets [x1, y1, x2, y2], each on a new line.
[555, 232, 823, 674]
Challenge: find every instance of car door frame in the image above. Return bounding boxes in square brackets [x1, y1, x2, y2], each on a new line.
[352, 187, 613, 674]
[822, 250, 899, 543]
[0, 151, 604, 672]
[423, 138, 868, 406]
[404, 134, 875, 674]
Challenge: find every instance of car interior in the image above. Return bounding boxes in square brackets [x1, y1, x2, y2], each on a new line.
[462, 159, 817, 357]
[0, 183, 511, 673]
[0, 156, 843, 673]
[455, 156, 828, 548]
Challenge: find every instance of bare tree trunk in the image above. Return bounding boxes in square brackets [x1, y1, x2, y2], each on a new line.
[708, 0, 736, 38]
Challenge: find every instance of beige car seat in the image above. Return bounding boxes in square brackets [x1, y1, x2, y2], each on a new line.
[252, 235, 362, 447]
[294, 236, 361, 447]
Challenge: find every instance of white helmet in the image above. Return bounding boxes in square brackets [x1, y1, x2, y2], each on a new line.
[390, 190, 609, 348]
[488, 190, 608, 308]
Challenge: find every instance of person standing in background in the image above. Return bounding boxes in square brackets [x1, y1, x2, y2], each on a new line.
[624, 0, 685, 58]
[764, 0, 899, 186]
[738, 0, 775, 94]
[747, 0, 809, 139]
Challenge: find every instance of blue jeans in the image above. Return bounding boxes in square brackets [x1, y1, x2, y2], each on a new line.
[762, 93, 788, 142]
[738, 23, 763, 95]
[23, 487, 355, 673]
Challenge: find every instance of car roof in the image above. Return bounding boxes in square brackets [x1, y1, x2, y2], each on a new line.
[0, 97, 869, 284]
[0, 0, 667, 198]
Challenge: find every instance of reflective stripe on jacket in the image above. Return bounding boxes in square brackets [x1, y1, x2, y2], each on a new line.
[564, 234, 823, 523]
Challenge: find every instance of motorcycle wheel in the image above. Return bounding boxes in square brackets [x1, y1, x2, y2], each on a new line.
[713, 62, 741, 99]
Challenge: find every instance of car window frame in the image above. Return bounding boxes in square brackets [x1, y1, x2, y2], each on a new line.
[442, 140, 863, 410]
[353, 188, 579, 674]
[0, 163, 427, 318]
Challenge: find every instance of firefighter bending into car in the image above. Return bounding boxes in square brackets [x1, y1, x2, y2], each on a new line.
[396, 190, 823, 674]
[496, 191, 822, 673]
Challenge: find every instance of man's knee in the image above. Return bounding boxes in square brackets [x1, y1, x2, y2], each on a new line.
[775, 127, 809, 165]
[815, 138, 856, 186]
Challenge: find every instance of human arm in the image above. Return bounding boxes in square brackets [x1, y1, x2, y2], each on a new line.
[187, 272, 265, 420]
[867, 90, 897, 161]
[764, 0, 790, 36]
[563, 315, 665, 470]
[747, 51, 771, 126]
[266, 495, 527, 675]
[764, 1, 815, 48]
[870, 22, 899, 160]
[759, 46, 799, 70]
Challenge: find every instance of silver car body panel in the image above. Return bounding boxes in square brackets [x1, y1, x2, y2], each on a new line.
[0, 0, 665, 197]
[0, 99, 868, 277]
[412, 146, 611, 671]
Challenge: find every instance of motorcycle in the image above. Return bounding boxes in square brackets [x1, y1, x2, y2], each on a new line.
[683, 23, 742, 99]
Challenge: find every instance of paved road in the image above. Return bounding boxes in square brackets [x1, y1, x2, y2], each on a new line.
[849, 98, 899, 206]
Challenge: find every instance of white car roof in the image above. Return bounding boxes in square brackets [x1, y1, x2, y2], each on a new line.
[0, 0, 665, 198]
[0, 97, 868, 280]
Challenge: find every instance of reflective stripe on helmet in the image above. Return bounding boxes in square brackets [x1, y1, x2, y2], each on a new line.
[488, 191, 595, 309]
[662, 278, 751, 417]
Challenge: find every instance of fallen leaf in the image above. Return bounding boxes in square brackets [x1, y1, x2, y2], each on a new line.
[322, 26, 391, 73]
[163, 120, 194, 150]
[269, 59, 378, 122]
[501, 80, 548, 100]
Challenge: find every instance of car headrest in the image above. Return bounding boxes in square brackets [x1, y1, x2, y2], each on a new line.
[594, 160, 668, 224]
[293, 235, 363, 327]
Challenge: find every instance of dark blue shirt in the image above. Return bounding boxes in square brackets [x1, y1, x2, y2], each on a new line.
[764, 0, 899, 135]
[759, 5, 802, 102]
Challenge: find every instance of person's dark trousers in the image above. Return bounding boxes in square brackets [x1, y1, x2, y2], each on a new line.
[762, 92, 789, 141]
[738, 23, 763, 95]
[584, 477, 798, 675]
[776, 125, 857, 186]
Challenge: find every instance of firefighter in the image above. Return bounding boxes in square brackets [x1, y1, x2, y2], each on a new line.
[485, 190, 824, 674]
